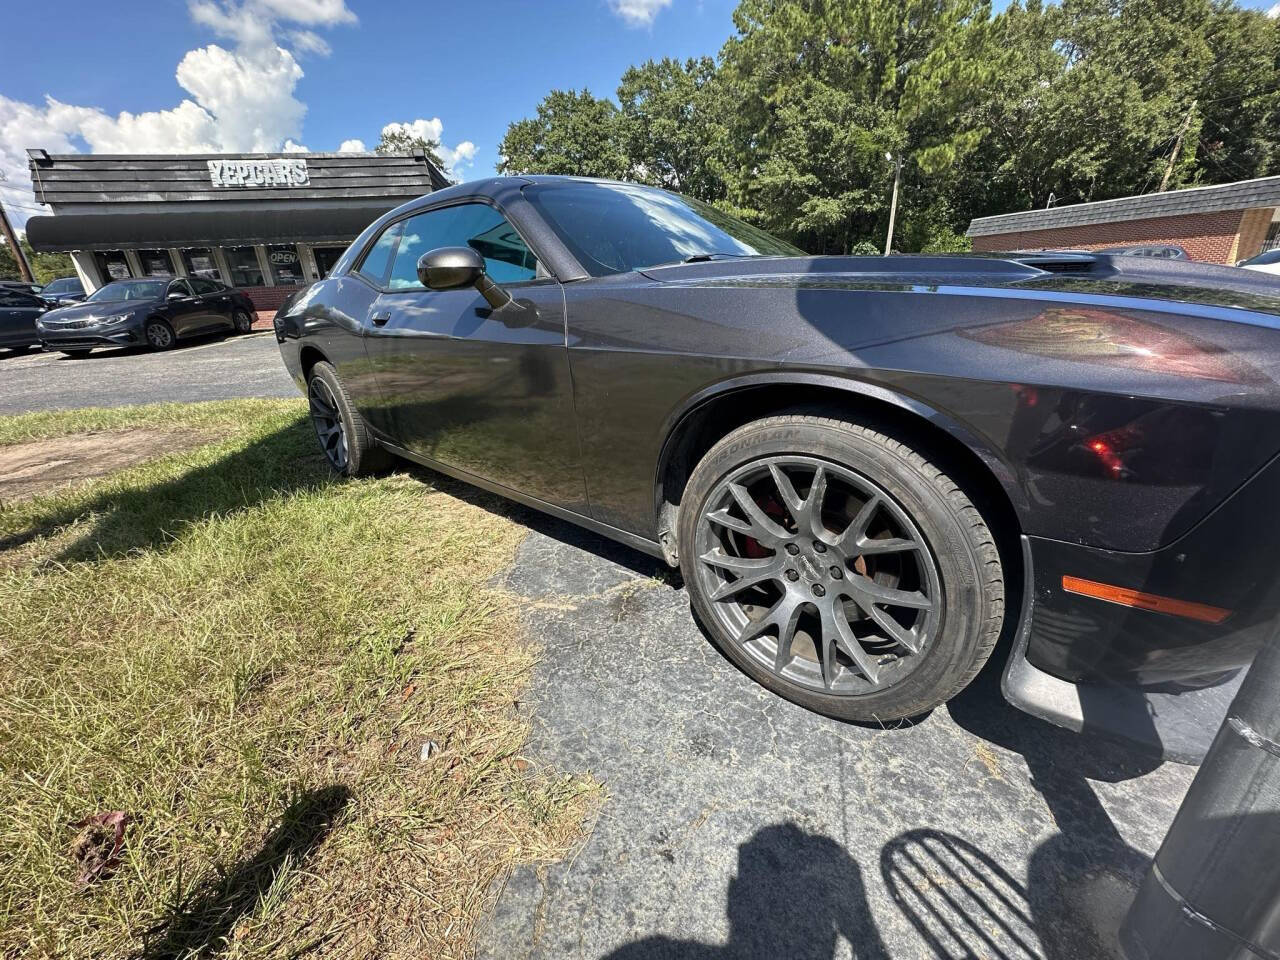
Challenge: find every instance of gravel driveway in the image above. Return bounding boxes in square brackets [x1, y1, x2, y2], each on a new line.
[0, 334, 297, 414]
[477, 509, 1195, 960]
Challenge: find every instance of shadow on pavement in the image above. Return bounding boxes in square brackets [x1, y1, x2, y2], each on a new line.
[138, 785, 350, 960]
[602, 822, 891, 960]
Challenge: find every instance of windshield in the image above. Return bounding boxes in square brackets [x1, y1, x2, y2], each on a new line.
[86, 279, 168, 303]
[1241, 250, 1280, 267]
[524, 180, 804, 277]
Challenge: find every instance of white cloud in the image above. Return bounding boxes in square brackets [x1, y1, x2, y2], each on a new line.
[282, 139, 309, 152]
[609, 0, 672, 27]
[338, 138, 367, 152]
[0, 0, 354, 226]
[1269, 3, 1279, 17]
[380, 119, 477, 180]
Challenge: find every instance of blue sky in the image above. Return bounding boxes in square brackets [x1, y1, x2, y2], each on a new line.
[1, 0, 1276, 226]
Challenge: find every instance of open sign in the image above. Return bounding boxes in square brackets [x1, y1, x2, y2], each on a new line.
[269, 250, 299, 265]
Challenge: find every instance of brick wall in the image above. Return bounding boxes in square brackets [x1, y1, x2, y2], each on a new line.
[231, 284, 303, 314]
[970, 209, 1256, 265]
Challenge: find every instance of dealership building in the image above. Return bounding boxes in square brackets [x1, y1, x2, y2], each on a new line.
[966, 175, 1280, 265]
[24, 150, 446, 311]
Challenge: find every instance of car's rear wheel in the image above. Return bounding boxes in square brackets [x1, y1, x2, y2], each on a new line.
[677, 412, 1004, 723]
[232, 308, 254, 334]
[306, 360, 390, 477]
[144, 319, 175, 350]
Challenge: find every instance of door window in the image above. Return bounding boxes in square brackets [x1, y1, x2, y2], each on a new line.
[266, 245, 304, 286]
[190, 278, 221, 296]
[356, 223, 402, 285]
[168, 279, 193, 298]
[386, 204, 539, 291]
[0, 290, 40, 308]
[224, 246, 264, 287]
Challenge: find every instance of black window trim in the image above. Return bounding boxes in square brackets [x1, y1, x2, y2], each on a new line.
[348, 197, 551, 296]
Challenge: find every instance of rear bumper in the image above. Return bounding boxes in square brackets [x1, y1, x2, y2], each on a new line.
[1005, 453, 1280, 761]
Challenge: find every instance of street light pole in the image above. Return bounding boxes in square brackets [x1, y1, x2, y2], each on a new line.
[884, 152, 902, 256]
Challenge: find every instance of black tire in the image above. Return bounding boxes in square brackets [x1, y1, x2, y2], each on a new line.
[677, 412, 1004, 723]
[60, 349, 92, 359]
[144, 318, 176, 351]
[306, 360, 391, 477]
[232, 308, 254, 334]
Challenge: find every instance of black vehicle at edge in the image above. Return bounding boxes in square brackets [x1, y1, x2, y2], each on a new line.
[38, 276, 256, 356]
[273, 175, 1280, 762]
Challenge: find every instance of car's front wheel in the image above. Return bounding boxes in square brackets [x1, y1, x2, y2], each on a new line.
[306, 361, 390, 477]
[677, 412, 1004, 723]
[144, 319, 176, 350]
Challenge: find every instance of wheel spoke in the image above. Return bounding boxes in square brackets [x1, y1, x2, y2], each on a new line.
[767, 462, 805, 518]
[850, 593, 923, 654]
[836, 494, 879, 551]
[706, 508, 752, 535]
[739, 592, 803, 647]
[803, 465, 828, 538]
[700, 550, 782, 600]
[727, 482, 790, 546]
[855, 536, 919, 555]
[820, 593, 881, 686]
[853, 579, 933, 610]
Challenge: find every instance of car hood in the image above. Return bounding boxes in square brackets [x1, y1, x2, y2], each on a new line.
[637, 253, 1280, 319]
[41, 299, 150, 323]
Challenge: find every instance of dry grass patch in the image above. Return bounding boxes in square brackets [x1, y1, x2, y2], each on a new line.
[0, 399, 596, 959]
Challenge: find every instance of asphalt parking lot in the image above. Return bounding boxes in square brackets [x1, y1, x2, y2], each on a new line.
[0, 333, 298, 414]
[476, 510, 1196, 960]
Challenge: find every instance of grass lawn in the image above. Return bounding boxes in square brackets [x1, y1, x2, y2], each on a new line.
[0, 399, 595, 959]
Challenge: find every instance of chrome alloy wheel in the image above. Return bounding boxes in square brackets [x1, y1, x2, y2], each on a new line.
[308, 376, 349, 471]
[693, 456, 942, 696]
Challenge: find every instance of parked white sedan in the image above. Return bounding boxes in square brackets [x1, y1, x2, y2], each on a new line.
[1238, 249, 1280, 275]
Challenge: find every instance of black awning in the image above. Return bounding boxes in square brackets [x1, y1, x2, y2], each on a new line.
[25, 203, 394, 252]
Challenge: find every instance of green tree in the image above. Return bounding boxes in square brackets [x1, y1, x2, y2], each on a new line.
[616, 57, 729, 200]
[0, 236, 74, 284]
[715, 0, 1000, 253]
[376, 127, 449, 179]
[497, 89, 629, 179]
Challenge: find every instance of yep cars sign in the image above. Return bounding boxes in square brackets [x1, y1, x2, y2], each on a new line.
[208, 158, 309, 188]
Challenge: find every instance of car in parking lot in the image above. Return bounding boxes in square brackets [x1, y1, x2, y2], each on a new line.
[37, 276, 256, 356]
[1239, 249, 1280, 275]
[0, 286, 52, 352]
[37, 275, 86, 304]
[274, 174, 1280, 759]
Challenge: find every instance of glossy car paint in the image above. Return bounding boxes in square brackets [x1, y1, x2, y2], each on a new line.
[274, 176, 1280, 721]
[38, 278, 255, 351]
[0, 288, 49, 348]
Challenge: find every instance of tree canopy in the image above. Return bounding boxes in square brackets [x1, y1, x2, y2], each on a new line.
[497, 0, 1280, 254]
[0, 236, 74, 285]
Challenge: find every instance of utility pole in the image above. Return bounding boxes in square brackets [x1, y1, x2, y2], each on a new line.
[1158, 99, 1197, 193]
[0, 172, 35, 284]
[884, 152, 903, 256]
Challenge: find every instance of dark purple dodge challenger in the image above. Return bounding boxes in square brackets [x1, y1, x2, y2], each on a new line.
[275, 175, 1280, 761]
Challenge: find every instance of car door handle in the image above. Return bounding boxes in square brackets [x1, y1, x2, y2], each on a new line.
[371, 312, 391, 327]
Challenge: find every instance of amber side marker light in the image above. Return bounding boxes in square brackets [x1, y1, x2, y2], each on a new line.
[1061, 576, 1231, 624]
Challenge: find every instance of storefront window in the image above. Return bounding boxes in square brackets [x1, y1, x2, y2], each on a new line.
[224, 246, 264, 287]
[313, 246, 346, 278]
[266, 245, 305, 286]
[182, 248, 221, 281]
[93, 250, 132, 282]
[137, 249, 175, 276]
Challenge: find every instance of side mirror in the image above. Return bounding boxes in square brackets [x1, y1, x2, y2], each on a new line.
[417, 246, 512, 311]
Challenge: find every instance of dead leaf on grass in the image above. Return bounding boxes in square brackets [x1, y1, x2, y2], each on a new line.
[70, 810, 130, 887]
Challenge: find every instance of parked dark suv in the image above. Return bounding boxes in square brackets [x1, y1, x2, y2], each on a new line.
[0, 286, 51, 352]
